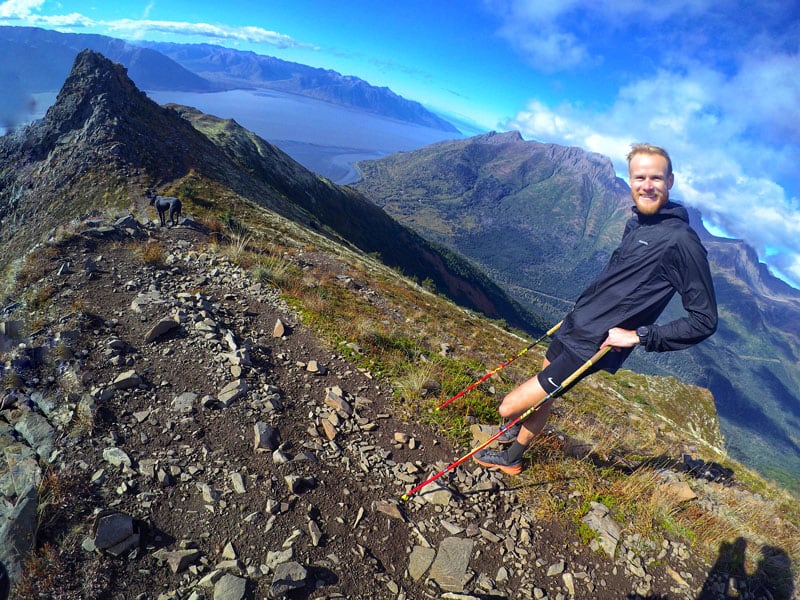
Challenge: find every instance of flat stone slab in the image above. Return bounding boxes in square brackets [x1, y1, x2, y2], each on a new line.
[408, 545, 436, 581]
[428, 536, 473, 592]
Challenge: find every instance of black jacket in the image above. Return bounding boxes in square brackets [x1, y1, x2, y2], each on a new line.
[555, 201, 717, 372]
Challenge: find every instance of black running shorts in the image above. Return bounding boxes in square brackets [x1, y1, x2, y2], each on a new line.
[536, 338, 602, 395]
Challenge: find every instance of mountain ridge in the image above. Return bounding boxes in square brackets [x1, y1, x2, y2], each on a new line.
[0, 50, 533, 335]
[138, 41, 460, 133]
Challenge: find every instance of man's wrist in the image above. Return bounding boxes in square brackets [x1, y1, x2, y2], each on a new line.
[636, 325, 650, 345]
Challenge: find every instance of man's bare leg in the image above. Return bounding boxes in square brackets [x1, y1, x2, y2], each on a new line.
[498, 357, 553, 445]
[474, 359, 553, 474]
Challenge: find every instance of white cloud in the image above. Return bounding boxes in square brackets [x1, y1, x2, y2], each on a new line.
[0, 0, 44, 18]
[484, 0, 718, 72]
[722, 52, 800, 144]
[31, 12, 93, 27]
[773, 254, 800, 289]
[102, 19, 310, 49]
[0, 3, 312, 50]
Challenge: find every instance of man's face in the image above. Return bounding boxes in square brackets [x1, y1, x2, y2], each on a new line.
[629, 153, 674, 215]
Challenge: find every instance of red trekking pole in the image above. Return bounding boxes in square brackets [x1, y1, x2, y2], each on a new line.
[436, 321, 562, 411]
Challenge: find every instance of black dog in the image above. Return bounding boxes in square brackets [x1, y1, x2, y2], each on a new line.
[149, 192, 182, 227]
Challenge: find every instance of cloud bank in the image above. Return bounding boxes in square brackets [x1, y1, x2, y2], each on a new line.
[0, 0, 311, 49]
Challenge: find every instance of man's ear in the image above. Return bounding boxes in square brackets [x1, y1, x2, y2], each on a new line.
[667, 173, 675, 190]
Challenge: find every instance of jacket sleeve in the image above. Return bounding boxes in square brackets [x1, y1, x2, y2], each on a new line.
[643, 232, 718, 351]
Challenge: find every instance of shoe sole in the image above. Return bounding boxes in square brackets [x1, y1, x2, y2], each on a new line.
[473, 455, 523, 476]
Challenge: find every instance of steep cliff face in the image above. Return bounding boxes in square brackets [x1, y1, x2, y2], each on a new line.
[354, 131, 633, 316]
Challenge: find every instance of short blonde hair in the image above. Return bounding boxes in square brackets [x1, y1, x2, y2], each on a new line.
[627, 143, 672, 176]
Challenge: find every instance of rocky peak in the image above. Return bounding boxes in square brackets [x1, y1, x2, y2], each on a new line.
[22, 50, 149, 159]
[8, 48, 223, 188]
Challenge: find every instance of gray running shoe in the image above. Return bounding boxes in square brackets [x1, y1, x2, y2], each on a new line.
[496, 422, 521, 444]
[473, 448, 523, 476]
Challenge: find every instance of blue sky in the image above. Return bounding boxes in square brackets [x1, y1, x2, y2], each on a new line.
[3, 0, 800, 288]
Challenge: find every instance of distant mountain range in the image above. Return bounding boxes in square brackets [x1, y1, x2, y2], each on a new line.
[0, 26, 459, 133]
[353, 134, 800, 489]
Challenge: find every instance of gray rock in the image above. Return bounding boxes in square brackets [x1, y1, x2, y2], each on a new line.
[214, 573, 248, 600]
[113, 370, 141, 390]
[254, 422, 280, 451]
[0, 484, 37, 585]
[171, 392, 198, 414]
[308, 519, 322, 546]
[428, 537, 474, 592]
[218, 379, 248, 406]
[103, 447, 133, 469]
[581, 502, 622, 558]
[93, 511, 140, 556]
[547, 559, 565, 576]
[563, 571, 576, 596]
[153, 548, 202, 574]
[269, 561, 307, 598]
[374, 500, 405, 521]
[273, 318, 286, 338]
[230, 471, 246, 494]
[13, 411, 54, 460]
[408, 545, 436, 581]
[418, 477, 453, 506]
[324, 387, 352, 416]
[265, 548, 293, 571]
[0, 443, 40, 497]
[144, 317, 180, 343]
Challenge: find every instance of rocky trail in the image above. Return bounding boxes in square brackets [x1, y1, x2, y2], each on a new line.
[0, 214, 753, 599]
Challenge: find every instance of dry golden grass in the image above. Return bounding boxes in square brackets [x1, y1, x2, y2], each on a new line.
[14, 245, 61, 289]
[393, 360, 439, 406]
[139, 240, 165, 266]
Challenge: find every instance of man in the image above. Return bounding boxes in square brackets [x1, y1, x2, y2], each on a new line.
[474, 143, 718, 475]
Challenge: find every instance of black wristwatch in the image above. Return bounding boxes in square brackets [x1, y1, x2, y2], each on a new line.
[637, 326, 650, 345]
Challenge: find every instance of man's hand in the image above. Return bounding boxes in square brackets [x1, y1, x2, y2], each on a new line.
[601, 327, 640, 350]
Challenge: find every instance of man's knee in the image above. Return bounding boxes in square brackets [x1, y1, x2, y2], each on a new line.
[498, 402, 514, 419]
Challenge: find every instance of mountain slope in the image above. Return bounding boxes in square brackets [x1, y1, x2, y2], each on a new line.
[355, 132, 633, 317]
[0, 49, 534, 334]
[353, 135, 800, 490]
[0, 25, 214, 95]
[0, 48, 798, 600]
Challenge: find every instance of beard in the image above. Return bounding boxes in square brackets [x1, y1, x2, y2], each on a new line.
[633, 190, 668, 215]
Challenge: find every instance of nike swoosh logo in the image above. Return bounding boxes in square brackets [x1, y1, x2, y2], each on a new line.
[638, 239, 649, 246]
